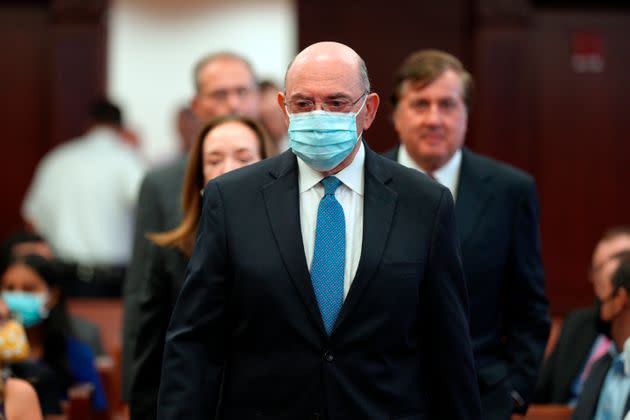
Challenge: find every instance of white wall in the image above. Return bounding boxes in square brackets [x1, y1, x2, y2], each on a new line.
[108, 0, 297, 164]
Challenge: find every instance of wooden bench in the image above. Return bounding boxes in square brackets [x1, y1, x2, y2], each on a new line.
[67, 298, 126, 420]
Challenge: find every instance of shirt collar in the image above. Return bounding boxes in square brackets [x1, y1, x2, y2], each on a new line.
[397, 145, 462, 199]
[297, 141, 365, 195]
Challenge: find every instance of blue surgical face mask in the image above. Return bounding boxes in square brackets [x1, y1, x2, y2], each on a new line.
[2, 291, 49, 328]
[287, 97, 367, 172]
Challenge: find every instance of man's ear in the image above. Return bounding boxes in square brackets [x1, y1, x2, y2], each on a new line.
[277, 92, 289, 126]
[361, 93, 380, 131]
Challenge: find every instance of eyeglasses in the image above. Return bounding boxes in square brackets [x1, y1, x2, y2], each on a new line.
[204, 86, 255, 103]
[284, 91, 368, 114]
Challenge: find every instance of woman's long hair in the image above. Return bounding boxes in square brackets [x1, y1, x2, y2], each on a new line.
[148, 115, 271, 256]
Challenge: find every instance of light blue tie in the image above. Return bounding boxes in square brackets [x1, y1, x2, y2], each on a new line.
[311, 176, 345, 335]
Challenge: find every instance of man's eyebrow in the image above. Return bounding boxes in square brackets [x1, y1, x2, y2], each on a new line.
[324, 93, 352, 100]
[288, 92, 352, 100]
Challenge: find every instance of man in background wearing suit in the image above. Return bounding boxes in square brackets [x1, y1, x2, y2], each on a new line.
[573, 256, 630, 419]
[384, 49, 549, 419]
[157, 41, 481, 419]
[535, 226, 630, 405]
[121, 52, 260, 402]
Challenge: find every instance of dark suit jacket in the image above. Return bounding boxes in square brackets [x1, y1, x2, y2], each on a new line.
[122, 156, 187, 401]
[573, 352, 630, 420]
[384, 146, 549, 416]
[534, 306, 599, 404]
[158, 146, 482, 420]
[129, 244, 188, 420]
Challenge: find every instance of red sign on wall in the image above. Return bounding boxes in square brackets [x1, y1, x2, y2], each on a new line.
[571, 31, 605, 73]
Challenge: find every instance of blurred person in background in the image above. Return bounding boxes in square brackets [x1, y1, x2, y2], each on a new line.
[127, 115, 269, 420]
[0, 255, 107, 416]
[573, 256, 630, 419]
[259, 79, 287, 153]
[122, 51, 260, 401]
[536, 226, 630, 406]
[0, 231, 105, 358]
[175, 105, 202, 155]
[0, 299, 43, 420]
[384, 49, 549, 419]
[21, 99, 146, 297]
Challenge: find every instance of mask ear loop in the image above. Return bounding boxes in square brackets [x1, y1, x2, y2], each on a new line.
[354, 94, 369, 142]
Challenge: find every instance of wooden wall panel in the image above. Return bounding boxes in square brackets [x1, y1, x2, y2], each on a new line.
[0, 1, 107, 240]
[531, 12, 630, 313]
[0, 6, 50, 240]
[297, 0, 630, 315]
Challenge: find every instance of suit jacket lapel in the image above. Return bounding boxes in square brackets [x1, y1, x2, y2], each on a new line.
[575, 353, 612, 420]
[333, 147, 397, 333]
[455, 149, 493, 246]
[261, 152, 326, 335]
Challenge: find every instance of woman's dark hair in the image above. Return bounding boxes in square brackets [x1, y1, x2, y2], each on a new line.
[2, 254, 73, 391]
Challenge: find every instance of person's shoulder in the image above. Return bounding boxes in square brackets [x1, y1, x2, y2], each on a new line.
[367, 149, 450, 209]
[65, 335, 96, 363]
[143, 156, 188, 187]
[213, 152, 292, 189]
[463, 148, 534, 187]
[563, 305, 596, 326]
[34, 138, 82, 172]
[5, 377, 42, 417]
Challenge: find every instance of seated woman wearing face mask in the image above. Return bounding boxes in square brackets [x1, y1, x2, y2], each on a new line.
[0, 254, 107, 415]
[0, 299, 43, 420]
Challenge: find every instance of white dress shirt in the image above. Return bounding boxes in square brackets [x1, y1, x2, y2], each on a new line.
[22, 127, 146, 265]
[397, 144, 462, 201]
[298, 142, 364, 299]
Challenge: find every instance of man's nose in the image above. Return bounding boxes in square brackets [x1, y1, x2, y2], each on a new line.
[425, 104, 442, 124]
[226, 92, 242, 112]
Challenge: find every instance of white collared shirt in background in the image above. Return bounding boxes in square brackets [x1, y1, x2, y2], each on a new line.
[21, 127, 146, 265]
[297, 142, 365, 299]
[397, 144, 462, 201]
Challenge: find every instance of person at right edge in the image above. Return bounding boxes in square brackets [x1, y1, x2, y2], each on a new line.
[384, 49, 550, 419]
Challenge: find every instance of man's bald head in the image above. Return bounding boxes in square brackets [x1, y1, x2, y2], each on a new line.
[284, 42, 370, 94]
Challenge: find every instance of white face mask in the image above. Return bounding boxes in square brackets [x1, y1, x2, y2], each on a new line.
[286, 97, 367, 172]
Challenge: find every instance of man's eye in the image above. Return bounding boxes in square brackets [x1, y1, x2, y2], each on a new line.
[440, 100, 456, 110]
[410, 101, 428, 110]
[209, 90, 228, 101]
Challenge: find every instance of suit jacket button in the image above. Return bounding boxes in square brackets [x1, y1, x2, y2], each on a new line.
[324, 351, 333, 362]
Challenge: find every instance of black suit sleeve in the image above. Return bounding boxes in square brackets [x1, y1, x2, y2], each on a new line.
[128, 244, 172, 420]
[504, 180, 550, 407]
[122, 173, 165, 400]
[157, 181, 229, 420]
[422, 189, 482, 419]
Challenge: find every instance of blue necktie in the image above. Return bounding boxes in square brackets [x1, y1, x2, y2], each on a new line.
[311, 176, 345, 335]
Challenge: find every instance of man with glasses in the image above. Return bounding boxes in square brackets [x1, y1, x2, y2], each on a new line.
[384, 49, 549, 419]
[122, 52, 259, 416]
[157, 41, 481, 419]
